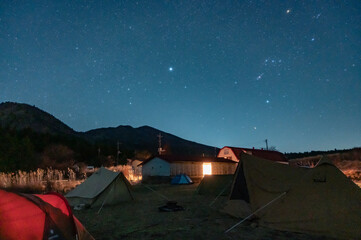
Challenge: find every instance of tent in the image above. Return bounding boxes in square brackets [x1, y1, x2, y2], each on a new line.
[171, 174, 193, 184]
[0, 189, 94, 240]
[197, 174, 233, 196]
[66, 167, 133, 208]
[229, 153, 361, 239]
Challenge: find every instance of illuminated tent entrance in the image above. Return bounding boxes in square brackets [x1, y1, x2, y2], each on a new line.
[0, 189, 94, 240]
[171, 174, 193, 185]
[66, 167, 134, 208]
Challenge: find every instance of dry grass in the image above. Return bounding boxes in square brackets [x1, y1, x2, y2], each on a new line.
[74, 184, 332, 240]
[0, 168, 79, 194]
[0, 165, 141, 194]
[289, 148, 361, 187]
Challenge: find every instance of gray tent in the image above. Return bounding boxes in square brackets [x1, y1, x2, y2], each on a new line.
[66, 167, 133, 208]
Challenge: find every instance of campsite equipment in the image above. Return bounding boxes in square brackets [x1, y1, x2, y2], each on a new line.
[159, 201, 184, 212]
[226, 153, 361, 239]
[66, 167, 133, 208]
[171, 174, 193, 184]
[0, 189, 94, 240]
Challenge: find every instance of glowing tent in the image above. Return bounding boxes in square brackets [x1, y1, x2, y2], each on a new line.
[66, 167, 133, 208]
[0, 189, 94, 240]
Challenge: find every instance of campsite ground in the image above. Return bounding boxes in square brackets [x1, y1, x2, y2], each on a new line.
[74, 183, 332, 240]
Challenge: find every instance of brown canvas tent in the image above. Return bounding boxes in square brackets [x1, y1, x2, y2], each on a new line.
[229, 153, 361, 239]
[0, 189, 94, 240]
[197, 174, 234, 196]
[66, 167, 133, 208]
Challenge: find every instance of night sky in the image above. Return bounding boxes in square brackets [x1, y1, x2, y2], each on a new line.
[1, 1, 360, 153]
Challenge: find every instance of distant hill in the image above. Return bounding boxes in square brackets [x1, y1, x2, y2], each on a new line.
[0, 102, 217, 157]
[83, 125, 218, 156]
[0, 102, 76, 136]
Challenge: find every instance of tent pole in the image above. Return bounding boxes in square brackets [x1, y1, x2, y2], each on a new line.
[97, 184, 115, 214]
[143, 184, 170, 201]
[225, 191, 287, 233]
[209, 181, 233, 207]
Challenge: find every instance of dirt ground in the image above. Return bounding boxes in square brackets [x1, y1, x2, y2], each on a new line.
[74, 183, 332, 240]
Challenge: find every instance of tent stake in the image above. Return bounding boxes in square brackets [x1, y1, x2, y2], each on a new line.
[225, 191, 287, 233]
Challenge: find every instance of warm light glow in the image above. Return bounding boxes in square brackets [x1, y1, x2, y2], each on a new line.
[203, 163, 212, 175]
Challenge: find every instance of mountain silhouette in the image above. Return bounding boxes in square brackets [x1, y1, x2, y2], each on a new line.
[0, 102, 217, 157]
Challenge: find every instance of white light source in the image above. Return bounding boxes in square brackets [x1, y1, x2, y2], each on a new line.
[203, 163, 212, 175]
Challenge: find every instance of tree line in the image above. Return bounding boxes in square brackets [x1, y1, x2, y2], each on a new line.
[0, 127, 134, 172]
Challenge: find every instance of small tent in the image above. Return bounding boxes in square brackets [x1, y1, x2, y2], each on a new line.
[66, 167, 133, 208]
[171, 174, 193, 184]
[197, 174, 233, 196]
[0, 189, 94, 240]
[229, 153, 361, 239]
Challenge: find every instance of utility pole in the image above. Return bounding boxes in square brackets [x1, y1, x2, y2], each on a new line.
[98, 147, 101, 165]
[116, 141, 121, 165]
[265, 139, 269, 150]
[157, 133, 165, 155]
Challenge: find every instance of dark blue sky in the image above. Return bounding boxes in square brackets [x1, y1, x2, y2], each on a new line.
[1, 0, 360, 152]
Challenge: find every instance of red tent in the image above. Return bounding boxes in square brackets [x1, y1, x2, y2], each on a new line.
[0, 189, 94, 240]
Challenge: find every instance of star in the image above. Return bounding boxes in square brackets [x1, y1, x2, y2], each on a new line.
[266, 100, 270, 104]
[286, 9, 291, 14]
[311, 37, 315, 41]
[256, 73, 264, 80]
[169, 67, 173, 72]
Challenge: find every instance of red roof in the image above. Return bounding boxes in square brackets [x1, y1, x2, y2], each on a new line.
[139, 155, 236, 166]
[222, 146, 288, 162]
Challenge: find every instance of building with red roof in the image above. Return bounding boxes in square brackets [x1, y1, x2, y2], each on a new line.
[217, 146, 287, 163]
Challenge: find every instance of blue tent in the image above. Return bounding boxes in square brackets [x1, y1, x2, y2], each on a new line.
[171, 174, 193, 185]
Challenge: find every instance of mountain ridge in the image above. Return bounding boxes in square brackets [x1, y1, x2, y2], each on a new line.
[0, 102, 76, 135]
[0, 102, 218, 157]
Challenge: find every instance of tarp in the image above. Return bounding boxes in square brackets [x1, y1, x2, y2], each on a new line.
[66, 167, 133, 208]
[171, 174, 193, 184]
[0, 189, 94, 240]
[239, 153, 361, 239]
[197, 174, 233, 196]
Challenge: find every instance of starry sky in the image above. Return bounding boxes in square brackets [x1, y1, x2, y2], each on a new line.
[1, 0, 360, 153]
